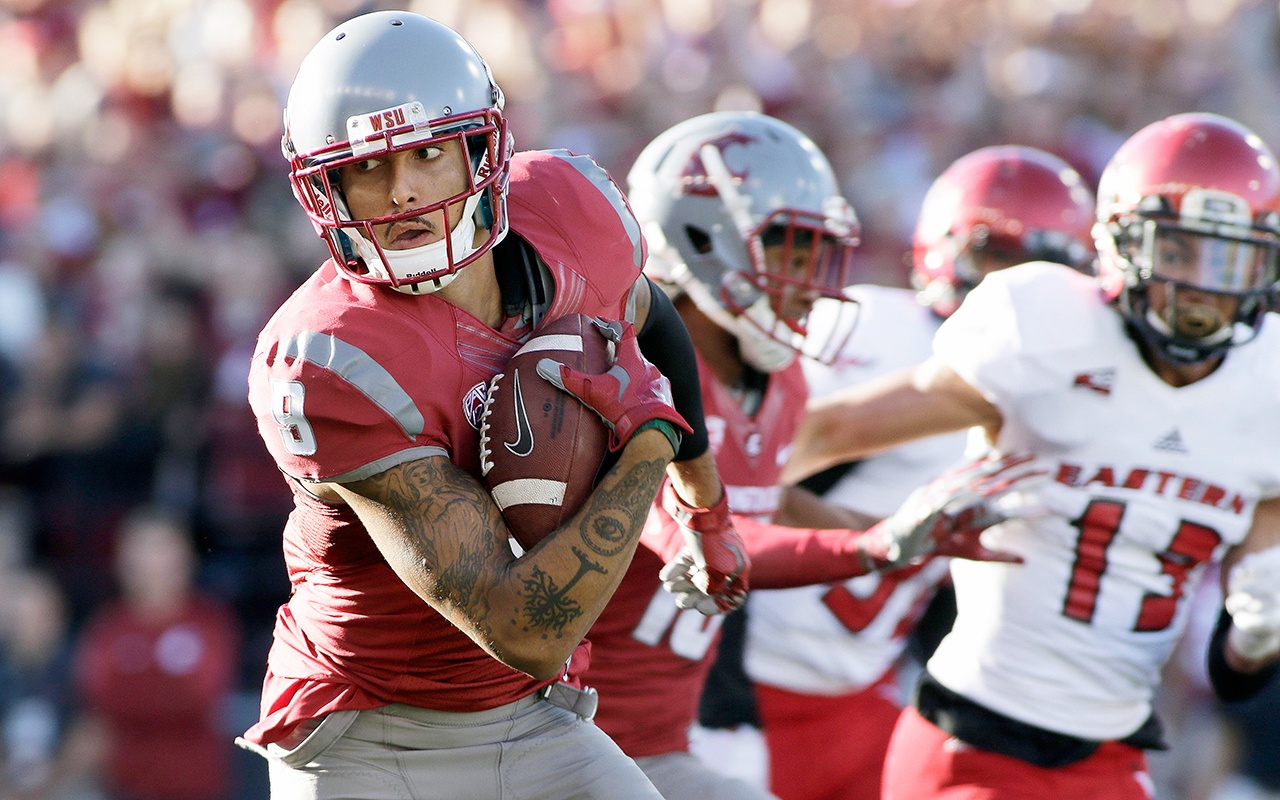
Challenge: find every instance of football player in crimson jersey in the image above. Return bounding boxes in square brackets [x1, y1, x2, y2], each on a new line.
[581, 112, 1030, 800]
[748, 145, 1097, 800]
[238, 12, 746, 799]
[786, 112, 1280, 800]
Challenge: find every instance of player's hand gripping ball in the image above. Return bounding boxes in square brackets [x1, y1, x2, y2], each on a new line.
[479, 314, 613, 549]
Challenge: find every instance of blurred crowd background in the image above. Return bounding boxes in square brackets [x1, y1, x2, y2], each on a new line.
[1, 0, 1278, 798]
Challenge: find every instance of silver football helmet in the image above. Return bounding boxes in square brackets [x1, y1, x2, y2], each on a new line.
[627, 112, 861, 372]
[282, 11, 513, 294]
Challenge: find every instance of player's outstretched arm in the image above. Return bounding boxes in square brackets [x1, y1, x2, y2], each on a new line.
[663, 454, 1041, 603]
[331, 430, 675, 680]
[777, 484, 881, 531]
[782, 358, 1002, 485]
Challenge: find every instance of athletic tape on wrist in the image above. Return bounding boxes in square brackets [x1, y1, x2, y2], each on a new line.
[634, 418, 682, 455]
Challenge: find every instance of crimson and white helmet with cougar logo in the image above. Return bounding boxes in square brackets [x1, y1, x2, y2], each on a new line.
[281, 11, 513, 295]
[1095, 112, 1280, 363]
[627, 112, 861, 372]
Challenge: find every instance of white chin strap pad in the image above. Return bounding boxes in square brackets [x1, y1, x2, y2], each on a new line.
[1144, 305, 1234, 347]
[668, 263, 797, 373]
[736, 298, 799, 373]
[352, 194, 484, 295]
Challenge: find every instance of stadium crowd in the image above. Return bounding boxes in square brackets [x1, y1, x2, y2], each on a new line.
[0, 0, 1277, 798]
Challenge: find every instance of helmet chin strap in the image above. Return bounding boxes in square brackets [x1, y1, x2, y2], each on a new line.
[736, 299, 800, 373]
[1130, 289, 1235, 365]
[663, 260, 797, 374]
[1145, 304, 1234, 346]
[350, 193, 485, 295]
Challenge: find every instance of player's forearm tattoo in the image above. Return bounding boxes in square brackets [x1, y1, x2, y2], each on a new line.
[578, 457, 666, 557]
[516, 456, 665, 636]
[520, 546, 607, 637]
[374, 458, 505, 607]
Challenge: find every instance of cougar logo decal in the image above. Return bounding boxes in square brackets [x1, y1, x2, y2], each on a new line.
[680, 132, 753, 196]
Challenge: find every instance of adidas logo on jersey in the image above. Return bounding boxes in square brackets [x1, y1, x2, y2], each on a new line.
[1154, 428, 1188, 454]
[1072, 368, 1115, 396]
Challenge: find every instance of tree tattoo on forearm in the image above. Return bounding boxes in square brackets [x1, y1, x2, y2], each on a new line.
[520, 546, 606, 637]
[519, 456, 666, 637]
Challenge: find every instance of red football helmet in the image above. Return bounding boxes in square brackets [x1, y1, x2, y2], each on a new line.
[912, 145, 1096, 318]
[1096, 113, 1280, 364]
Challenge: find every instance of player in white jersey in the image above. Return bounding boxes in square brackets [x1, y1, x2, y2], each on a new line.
[748, 147, 1096, 800]
[785, 112, 1280, 800]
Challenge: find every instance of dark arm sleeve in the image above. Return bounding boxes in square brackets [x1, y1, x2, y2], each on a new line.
[1208, 607, 1280, 703]
[636, 278, 709, 461]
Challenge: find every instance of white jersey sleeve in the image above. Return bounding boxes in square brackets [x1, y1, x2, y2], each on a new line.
[926, 262, 1280, 740]
[802, 286, 971, 518]
[932, 261, 1109, 415]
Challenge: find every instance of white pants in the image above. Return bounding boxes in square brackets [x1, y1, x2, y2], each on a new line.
[249, 692, 663, 800]
[635, 750, 778, 800]
[687, 723, 771, 791]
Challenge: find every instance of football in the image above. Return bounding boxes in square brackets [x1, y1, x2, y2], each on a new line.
[479, 314, 613, 550]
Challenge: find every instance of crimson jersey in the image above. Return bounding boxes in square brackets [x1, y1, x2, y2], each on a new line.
[584, 355, 808, 757]
[243, 150, 645, 746]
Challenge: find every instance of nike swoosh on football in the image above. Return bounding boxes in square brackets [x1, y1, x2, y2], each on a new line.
[504, 369, 535, 457]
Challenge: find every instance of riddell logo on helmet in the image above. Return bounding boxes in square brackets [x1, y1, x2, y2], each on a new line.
[681, 132, 753, 196]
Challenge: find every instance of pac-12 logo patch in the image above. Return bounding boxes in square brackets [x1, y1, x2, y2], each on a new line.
[463, 381, 488, 430]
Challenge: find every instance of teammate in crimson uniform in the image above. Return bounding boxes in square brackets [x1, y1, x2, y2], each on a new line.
[786, 112, 1280, 800]
[583, 112, 1033, 800]
[749, 146, 1097, 800]
[238, 12, 750, 799]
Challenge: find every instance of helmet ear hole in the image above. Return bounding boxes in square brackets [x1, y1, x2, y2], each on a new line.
[684, 225, 713, 255]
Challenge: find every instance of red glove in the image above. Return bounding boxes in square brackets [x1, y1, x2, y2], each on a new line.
[536, 318, 692, 452]
[656, 484, 750, 614]
[858, 453, 1045, 571]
